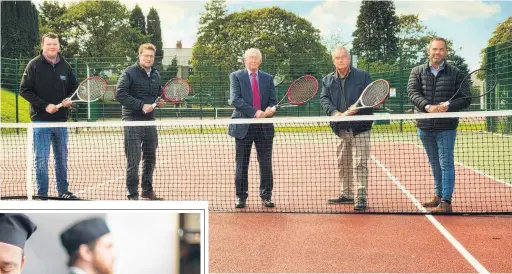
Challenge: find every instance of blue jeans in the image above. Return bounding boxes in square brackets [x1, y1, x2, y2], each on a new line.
[33, 125, 69, 196]
[417, 129, 457, 201]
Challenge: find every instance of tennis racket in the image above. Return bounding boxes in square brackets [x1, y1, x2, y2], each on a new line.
[345, 79, 390, 113]
[442, 68, 498, 106]
[56, 76, 107, 109]
[271, 75, 318, 111]
[152, 77, 191, 107]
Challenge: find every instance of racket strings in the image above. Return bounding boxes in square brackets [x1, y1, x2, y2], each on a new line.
[164, 81, 189, 101]
[76, 78, 106, 101]
[361, 81, 389, 107]
[287, 77, 317, 103]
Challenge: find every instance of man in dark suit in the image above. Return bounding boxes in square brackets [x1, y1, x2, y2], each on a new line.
[228, 48, 277, 209]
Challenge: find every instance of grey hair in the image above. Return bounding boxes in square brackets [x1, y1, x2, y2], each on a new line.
[244, 48, 262, 59]
[427, 37, 448, 49]
[331, 46, 350, 58]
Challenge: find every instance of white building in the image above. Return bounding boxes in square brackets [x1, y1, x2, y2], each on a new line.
[163, 40, 193, 79]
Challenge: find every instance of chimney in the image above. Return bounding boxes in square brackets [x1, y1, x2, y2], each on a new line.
[176, 40, 182, 49]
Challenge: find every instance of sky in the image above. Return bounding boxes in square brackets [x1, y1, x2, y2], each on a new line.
[31, 0, 512, 70]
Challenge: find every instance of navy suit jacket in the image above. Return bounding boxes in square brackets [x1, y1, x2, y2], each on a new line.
[228, 68, 277, 139]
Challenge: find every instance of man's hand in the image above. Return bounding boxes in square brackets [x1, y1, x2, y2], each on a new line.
[343, 104, 359, 116]
[61, 98, 72, 108]
[142, 104, 155, 114]
[157, 98, 165, 108]
[45, 104, 59, 114]
[427, 104, 448, 113]
[254, 110, 266, 118]
[437, 103, 449, 112]
[264, 106, 276, 118]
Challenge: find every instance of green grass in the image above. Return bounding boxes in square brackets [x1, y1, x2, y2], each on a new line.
[1, 88, 31, 123]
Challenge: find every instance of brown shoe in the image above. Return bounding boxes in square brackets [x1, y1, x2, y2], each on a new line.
[431, 201, 452, 213]
[141, 191, 162, 200]
[422, 196, 441, 207]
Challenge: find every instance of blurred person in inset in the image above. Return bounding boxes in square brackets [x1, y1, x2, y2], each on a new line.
[0, 213, 37, 274]
[60, 218, 115, 274]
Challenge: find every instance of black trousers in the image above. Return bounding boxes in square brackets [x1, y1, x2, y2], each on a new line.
[124, 125, 158, 198]
[235, 124, 274, 200]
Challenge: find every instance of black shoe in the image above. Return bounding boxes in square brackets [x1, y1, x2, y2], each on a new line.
[59, 192, 78, 199]
[128, 196, 139, 200]
[262, 198, 275, 208]
[328, 195, 355, 204]
[235, 197, 246, 208]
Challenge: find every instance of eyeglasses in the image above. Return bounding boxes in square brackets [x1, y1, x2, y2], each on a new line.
[140, 54, 155, 59]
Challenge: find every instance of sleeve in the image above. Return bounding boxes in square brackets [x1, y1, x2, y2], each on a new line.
[19, 61, 49, 109]
[407, 67, 430, 112]
[319, 77, 338, 116]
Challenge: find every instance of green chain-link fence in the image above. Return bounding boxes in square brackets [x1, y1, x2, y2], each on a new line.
[2, 40, 511, 123]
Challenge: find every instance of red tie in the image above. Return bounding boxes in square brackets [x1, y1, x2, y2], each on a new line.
[251, 72, 261, 110]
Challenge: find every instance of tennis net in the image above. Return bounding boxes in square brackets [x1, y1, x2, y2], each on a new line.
[2, 110, 512, 214]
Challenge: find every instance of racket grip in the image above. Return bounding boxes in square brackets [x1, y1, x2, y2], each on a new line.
[56, 103, 63, 109]
[271, 105, 277, 111]
[151, 102, 157, 108]
[442, 101, 450, 107]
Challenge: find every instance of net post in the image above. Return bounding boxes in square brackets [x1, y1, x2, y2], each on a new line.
[26, 126, 34, 200]
[87, 63, 91, 121]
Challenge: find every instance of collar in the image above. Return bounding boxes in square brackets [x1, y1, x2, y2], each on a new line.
[69, 266, 88, 274]
[429, 60, 445, 70]
[246, 68, 259, 76]
[333, 66, 352, 80]
[40, 50, 61, 65]
[136, 62, 153, 74]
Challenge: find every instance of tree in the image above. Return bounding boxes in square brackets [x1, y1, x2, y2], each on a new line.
[57, 1, 150, 79]
[479, 17, 512, 77]
[61, 1, 148, 58]
[1, 1, 39, 59]
[321, 29, 349, 52]
[352, 0, 399, 63]
[197, 0, 228, 44]
[396, 14, 436, 68]
[130, 4, 146, 34]
[38, 1, 76, 57]
[167, 55, 179, 77]
[191, 5, 330, 106]
[146, 7, 164, 71]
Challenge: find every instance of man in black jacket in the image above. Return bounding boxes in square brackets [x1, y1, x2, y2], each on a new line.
[19, 32, 79, 199]
[407, 37, 471, 213]
[116, 43, 164, 200]
[320, 46, 373, 211]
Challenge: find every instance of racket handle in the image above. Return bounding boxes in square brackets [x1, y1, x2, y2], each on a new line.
[442, 101, 450, 107]
[56, 103, 63, 109]
[151, 102, 157, 108]
[271, 105, 277, 111]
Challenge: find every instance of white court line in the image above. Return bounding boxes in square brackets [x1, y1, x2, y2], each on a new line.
[371, 155, 490, 274]
[409, 142, 512, 188]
